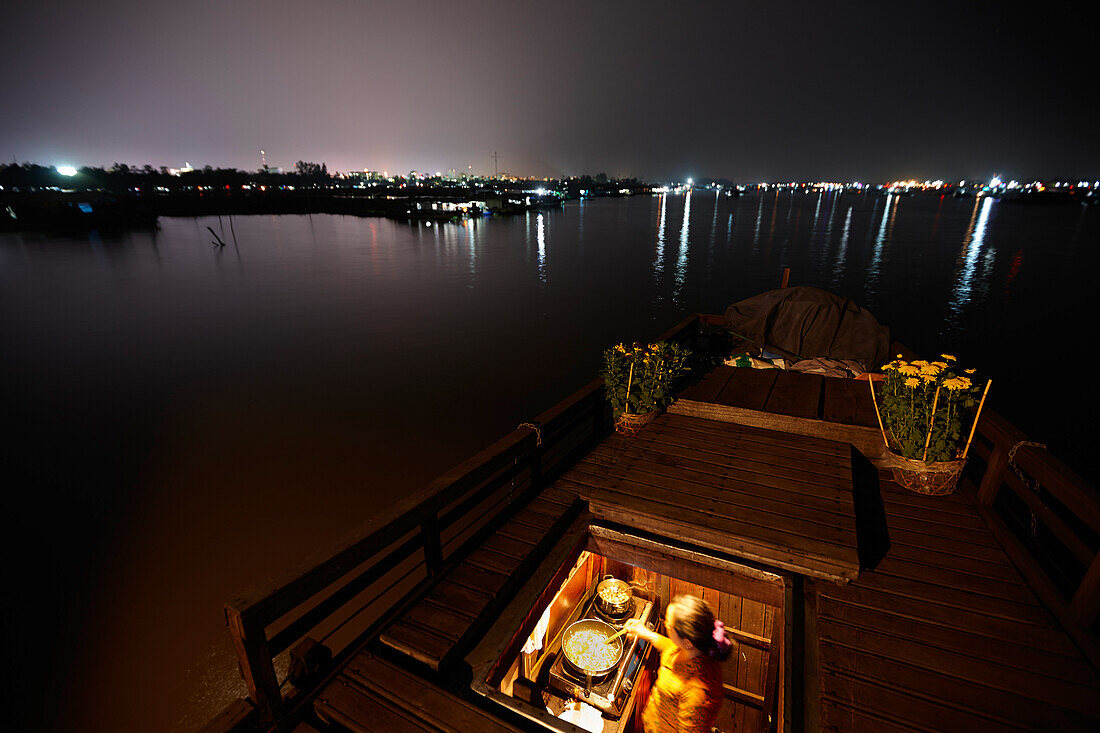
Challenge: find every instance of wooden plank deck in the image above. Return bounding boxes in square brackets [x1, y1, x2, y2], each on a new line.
[557, 412, 862, 583]
[303, 359, 1099, 733]
[812, 474, 1100, 732]
[673, 366, 886, 459]
[314, 652, 522, 732]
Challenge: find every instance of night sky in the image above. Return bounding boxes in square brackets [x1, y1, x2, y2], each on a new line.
[2, 1, 1096, 182]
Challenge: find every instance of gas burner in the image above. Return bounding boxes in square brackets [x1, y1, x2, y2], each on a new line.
[546, 588, 657, 719]
[592, 598, 635, 625]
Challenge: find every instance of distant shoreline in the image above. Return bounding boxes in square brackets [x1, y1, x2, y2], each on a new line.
[0, 189, 575, 233]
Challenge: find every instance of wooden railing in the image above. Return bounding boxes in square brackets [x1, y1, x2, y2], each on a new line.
[964, 409, 1100, 670]
[209, 314, 702, 730]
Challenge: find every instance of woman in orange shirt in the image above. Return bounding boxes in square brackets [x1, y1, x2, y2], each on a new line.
[624, 595, 732, 733]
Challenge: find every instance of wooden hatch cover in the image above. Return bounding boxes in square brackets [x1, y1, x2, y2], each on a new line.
[559, 412, 861, 583]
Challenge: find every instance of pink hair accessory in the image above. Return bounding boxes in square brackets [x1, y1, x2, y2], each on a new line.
[712, 620, 727, 644]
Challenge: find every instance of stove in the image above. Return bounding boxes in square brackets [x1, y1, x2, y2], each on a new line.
[545, 586, 658, 718]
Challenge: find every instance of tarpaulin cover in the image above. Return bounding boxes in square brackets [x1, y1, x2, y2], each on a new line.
[724, 286, 890, 368]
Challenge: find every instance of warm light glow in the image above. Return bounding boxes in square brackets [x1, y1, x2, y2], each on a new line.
[56, 165, 78, 176]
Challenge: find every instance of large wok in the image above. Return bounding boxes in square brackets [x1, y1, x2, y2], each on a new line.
[560, 618, 624, 678]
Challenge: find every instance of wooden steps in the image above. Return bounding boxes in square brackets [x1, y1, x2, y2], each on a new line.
[314, 652, 521, 732]
[376, 486, 580, 672]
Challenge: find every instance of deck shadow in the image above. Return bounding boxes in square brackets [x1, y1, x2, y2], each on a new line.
[849, 447, 891, 570]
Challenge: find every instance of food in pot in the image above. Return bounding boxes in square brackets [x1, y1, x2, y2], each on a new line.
[598, 586, 630, 606]
[564, 628, 619, 671]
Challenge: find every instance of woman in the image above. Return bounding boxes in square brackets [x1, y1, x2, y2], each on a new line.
[624, 595, 731, 733]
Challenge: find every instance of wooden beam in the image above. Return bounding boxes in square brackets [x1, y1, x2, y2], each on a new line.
[669, 399, 885, 460]
[585, 526, 786, 607]
[761, 603, 784, 732]
[723, 683, 765, 708]
[586, 495, 858, 584]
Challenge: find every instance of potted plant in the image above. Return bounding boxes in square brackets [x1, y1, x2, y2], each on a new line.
[602, 341, 691, 435]
[869, 354, 991, 495]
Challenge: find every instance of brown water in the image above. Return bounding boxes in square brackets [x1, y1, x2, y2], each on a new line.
[1, 192, 1096, 730]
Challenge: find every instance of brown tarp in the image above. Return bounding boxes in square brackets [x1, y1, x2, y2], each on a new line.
[724, 287, 890, 368]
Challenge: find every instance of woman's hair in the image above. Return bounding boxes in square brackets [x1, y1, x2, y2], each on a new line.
[666, 595, 733, 661]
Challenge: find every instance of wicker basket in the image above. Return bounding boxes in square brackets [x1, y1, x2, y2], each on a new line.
[881, 450, 966, 495]
[614, 410, 658, 436]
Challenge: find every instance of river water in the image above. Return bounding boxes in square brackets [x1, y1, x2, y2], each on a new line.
[2, 191, 1097, 731]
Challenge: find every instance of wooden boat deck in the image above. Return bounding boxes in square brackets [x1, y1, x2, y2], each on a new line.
[307, 413, 1098, 732]
[809, 473, 1100, 731]
[210, 313, 1100, 733]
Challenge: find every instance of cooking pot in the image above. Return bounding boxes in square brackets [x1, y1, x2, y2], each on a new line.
[560, 618, 624, 678]
[594, 575, 633, 617]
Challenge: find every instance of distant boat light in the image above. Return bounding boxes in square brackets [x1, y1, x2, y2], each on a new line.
[57, 165, 78, 176]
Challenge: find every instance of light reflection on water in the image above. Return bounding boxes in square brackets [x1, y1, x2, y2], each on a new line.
[1, 192, 1098, 731]
[537, 212, 547, 284]
[674, 189, 692, 303]
[946, 196, 994, 333]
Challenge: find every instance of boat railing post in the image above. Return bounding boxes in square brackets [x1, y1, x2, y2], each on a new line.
[1069, 555, 1100, 629]
[977, 442, 1010, 506]
[529, 431, 543, 494]
[225, 606, 283, 724]
[421, 513, 444, 576]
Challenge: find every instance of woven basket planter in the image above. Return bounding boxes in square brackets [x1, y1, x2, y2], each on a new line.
[881, 450, 966, 496]
[614, 410, 659, 436]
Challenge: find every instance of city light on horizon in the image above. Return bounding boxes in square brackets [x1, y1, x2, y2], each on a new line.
[2, 4, 1095, 182]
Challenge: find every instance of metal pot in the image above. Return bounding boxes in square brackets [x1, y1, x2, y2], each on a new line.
[594, 575, 633, 617]
[560, 618, 624, 678]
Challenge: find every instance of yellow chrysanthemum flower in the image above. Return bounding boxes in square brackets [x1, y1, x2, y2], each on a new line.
[919, 363, 942, 376]
[931, 361, 948, 370]
[943, 377, 966, 391]
[897, 364, 920, 376]
[965, 368, 976, 374]
[904, 377, 920, 388]
[941, 354, 957, 361]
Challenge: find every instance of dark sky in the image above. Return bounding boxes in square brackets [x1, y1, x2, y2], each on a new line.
[2, 1, 1095, 182]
